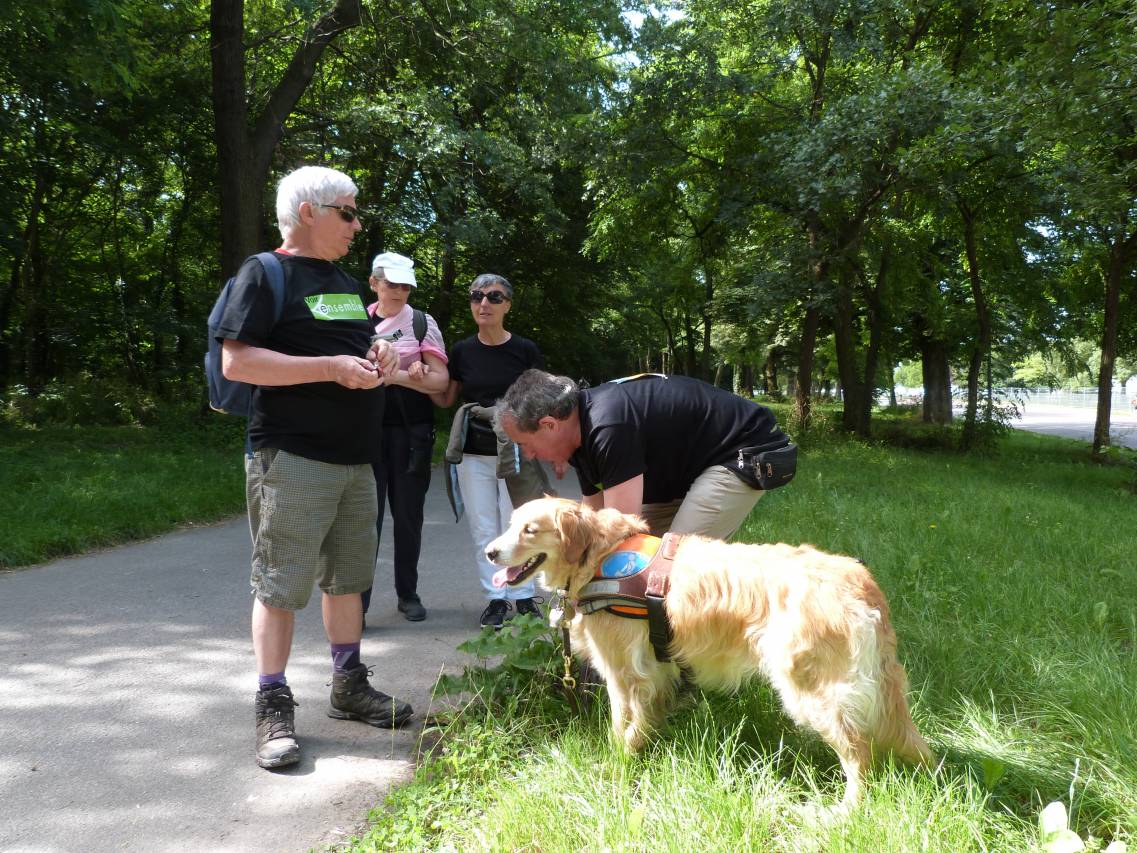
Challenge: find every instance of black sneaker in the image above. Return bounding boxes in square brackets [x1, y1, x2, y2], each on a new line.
[397, 596, 427, 622]
[255, 685, 300, 769]
[328, 664, 413, 728]
[514, 597, 543, 619]
[479, 598, 511, 629]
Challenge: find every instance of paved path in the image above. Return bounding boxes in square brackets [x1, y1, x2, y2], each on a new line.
[1012, 403, 1137, 449]
[0, 464, 574, 853]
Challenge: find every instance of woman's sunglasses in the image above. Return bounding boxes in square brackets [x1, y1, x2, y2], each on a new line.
[318, 203, 361, 224]
[470, 289, 509, 305]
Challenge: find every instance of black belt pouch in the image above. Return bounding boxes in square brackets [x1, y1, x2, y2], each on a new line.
[731, 441, 798, 490]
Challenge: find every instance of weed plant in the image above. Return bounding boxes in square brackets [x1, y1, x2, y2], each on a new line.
[350, 425, 1136, 853]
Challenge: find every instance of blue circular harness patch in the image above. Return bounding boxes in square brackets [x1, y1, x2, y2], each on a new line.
[599, 550, 652, 579]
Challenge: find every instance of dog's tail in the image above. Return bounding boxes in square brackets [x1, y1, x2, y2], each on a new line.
[873, 630, 934, 767]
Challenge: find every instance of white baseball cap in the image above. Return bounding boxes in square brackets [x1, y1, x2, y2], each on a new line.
[371, 251, 417, 287]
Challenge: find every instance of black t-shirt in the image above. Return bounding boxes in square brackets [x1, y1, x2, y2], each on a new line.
[214, 252, 385, 464]
[569, 375, 788, 503]
[448, 334, 544, 407]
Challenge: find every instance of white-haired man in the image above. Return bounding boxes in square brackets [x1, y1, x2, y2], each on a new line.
[216, 165, 413, 770]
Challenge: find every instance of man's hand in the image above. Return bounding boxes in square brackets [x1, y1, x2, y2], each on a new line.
[327, 355, 383, 389]
[367, 338, 399, 376]
[552, 460, 569, 480]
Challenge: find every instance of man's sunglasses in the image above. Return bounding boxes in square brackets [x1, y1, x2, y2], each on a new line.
[469, 289, 509, 305]
[318, 203, 361, 223]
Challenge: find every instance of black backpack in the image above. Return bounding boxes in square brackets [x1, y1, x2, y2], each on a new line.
[204, 252, 286, 415]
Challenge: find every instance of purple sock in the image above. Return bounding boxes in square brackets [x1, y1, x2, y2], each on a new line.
[331, 643, 361, 673]
[258, 672, 287, 691]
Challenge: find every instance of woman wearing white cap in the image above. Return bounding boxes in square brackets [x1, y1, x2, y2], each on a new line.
[361, 252, 449, 624]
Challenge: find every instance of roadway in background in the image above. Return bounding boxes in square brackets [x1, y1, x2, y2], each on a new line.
[1012, 402, 1137, 450]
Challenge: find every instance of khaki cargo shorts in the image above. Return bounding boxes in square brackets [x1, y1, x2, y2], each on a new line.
[245, 448, 378, 610]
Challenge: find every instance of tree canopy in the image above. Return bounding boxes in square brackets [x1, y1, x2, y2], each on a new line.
[2, 0, 1134, 449]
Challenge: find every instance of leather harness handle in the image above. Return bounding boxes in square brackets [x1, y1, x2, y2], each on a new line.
[644, 532, 683, 661]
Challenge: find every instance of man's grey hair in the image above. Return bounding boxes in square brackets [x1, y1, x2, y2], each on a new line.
[275, 166, 358, 239]
[496, 369, 579, 433]
[470, 273, 514, 300]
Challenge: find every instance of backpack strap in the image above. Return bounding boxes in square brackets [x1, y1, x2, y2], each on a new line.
[254, 251, 286, 326]
[389, 308, 429, 432]
[239, 252, 286, 430]
[411, 307, 427, 344]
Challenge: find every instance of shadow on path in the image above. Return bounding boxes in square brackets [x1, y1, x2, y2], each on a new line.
[0, 463, 574, 852]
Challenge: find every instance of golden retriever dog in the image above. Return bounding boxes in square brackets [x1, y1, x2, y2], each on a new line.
[485, 497, 932, 814]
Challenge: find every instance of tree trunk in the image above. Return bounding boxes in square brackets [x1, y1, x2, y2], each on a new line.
[23, 235, 50, 394]
[0, 170, 47, 390]
[700, 264, 714, 381]
[795, 303, 820, 426]
[1093, 226, 1136, 454]
[433, 240, 457, 335]
[857, 249, 888, 434]
[920, 338, 953, 424]
[210, 0, 259, 278]
[742, 363, 755, 397]
[959, 202, 991, 450]
[833, 267, 865, 433]
[762, 352, 778, 397]
[210, 0, 363, 278]
[681, 310, 697, 377]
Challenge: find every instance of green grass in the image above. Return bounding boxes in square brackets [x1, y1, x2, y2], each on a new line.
[348, 423, 1137, 853]
[0, 411, 454, 569]
[0, 415, 250, 568]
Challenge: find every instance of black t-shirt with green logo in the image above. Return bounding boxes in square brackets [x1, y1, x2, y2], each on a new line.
[570, 375, 787, 503]
[216, 252, 385, 464]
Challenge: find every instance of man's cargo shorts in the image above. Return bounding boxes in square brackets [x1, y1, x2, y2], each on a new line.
[245, 448, 378, 610]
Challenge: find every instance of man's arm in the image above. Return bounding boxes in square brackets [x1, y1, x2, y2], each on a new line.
[222, 339, 387, 389]
[595, 474, 644, 517]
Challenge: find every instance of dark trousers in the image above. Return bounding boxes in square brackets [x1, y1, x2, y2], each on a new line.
[361, 422, 434, 613]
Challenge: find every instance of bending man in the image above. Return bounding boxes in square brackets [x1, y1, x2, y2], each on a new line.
[496, 371, 792, 540]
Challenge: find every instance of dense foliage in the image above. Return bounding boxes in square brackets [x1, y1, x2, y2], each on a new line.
[2, 0, 1134, 448]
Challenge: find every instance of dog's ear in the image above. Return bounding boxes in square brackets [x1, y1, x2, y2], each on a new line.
[555, 504, 593, 566]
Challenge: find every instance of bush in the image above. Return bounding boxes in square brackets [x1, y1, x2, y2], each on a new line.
[1, 376, 167, 427]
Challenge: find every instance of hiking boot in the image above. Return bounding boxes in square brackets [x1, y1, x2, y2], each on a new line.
[255, 685, 300, 769]
[397, 595, 427, 622]
[479, 598, 511, 629]
[514, 597, 543, 619]
[327, 664, 413, 728]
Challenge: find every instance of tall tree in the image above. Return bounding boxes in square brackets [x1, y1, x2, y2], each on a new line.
[1025, 0, 1137, 455]
[210, 0, 362, 277]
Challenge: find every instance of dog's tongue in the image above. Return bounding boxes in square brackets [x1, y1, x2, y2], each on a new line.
[491, 566, 523, 589]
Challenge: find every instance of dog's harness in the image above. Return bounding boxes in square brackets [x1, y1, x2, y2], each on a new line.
[552, 532, 684, 704]
[571, 531, 684, 662]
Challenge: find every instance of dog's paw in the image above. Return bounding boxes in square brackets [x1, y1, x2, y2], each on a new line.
[793, 800, 852, 826]
[622, 726, 647, 753]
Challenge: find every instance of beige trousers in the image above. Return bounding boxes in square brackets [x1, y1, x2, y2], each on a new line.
[639, 465, 763, 540]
